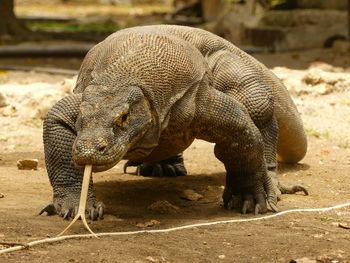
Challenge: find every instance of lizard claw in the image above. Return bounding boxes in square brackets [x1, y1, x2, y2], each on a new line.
[88, 202, 105, 220]
[123, 160, 142, 174]
[152, 164, 163, 176]
[268, 202, 279, 213]
[266, 191, 279, 213]
[223, 187, 270, 214]
[39, 203, 57, 216]
[63, 208, 74, 220]
[96, 201, 105, 219]
[242, 194, 254, 214]
[89, 207, 98, 221]
[39, 196, 105, 221]
[254, 193, 268, 214]
[242, 200, 253, 214]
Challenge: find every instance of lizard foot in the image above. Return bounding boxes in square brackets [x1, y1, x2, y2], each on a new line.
[222, 171, 279, 215]
[124, 154, 187, 177]
[222, 187, 277, 215]
[39, 194, 105, 221]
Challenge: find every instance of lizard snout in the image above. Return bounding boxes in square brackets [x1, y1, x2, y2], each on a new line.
[73, 129, 114, 166]
[96, 141, 108, 155]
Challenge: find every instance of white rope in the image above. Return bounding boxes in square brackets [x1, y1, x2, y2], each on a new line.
[1, 201, 350, 255]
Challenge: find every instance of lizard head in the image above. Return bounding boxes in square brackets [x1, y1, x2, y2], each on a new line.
[72, 86, 153, 172]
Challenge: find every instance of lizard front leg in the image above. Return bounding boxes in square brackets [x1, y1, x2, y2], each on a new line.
[40, 94, 105, 220]
[194, 88, 278, 214]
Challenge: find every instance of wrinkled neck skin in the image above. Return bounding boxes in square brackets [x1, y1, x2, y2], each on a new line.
[72, 85, 160, 172]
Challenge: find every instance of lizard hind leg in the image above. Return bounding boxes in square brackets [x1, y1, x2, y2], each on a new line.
[124, 153, 187, 177]
[261, 115, 309, 200]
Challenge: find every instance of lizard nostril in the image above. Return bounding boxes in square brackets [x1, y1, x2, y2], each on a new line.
[98, 145, 107, 154]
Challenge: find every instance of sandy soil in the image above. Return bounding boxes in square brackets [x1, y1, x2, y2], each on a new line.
[0, 50, 349, 263]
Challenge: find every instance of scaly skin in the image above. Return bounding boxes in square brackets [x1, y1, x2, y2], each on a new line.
[41, 25, 308, 220]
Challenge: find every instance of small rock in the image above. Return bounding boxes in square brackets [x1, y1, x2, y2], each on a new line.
[136, 219, 160, 228]
[320, 148, 330, 156]
[309, 62, 333, 72]
[314, 83, 334, 95]
[0, 193, 4, 198]
[146, 256, 158, 262]
[303, 71, 322, 85]
[17, 159, 38, 170]
[218, 255, 226, 259]
[206, 186, 214, 191]
[148, 200, 180, 214]
[291, 257, 316, 263]
[180, 189, 203, 201]
[316, 255, 339, 263]
[0, 93, 7, 107]
[2, 106, 17, 117]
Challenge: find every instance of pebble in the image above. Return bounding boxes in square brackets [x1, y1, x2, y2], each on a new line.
[0, 193, 4, 198]
[148, 200, 180, 214]
[146, 256, 157, 262]
[136, 219, 160, 228]
[291, 257, 316, 263]
[17, 159, 38, 170]
[180, 189, 203, 201]
[0, 93, 7, 107]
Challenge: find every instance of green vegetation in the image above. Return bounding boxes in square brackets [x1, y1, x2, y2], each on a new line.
[319, 215, 332, 222]
[27, 20, 120, 33]
[305, 127, 331, 140]
[338, 141, 350, 149]
[225, 0, 286, 6]
[268, 0, 286, 6]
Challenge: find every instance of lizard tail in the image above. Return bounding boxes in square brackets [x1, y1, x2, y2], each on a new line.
[272, 76, 307, 163]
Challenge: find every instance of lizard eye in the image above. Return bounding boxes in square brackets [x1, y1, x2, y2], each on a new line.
[115, 104, 130, 126]
[115, 111, 129, 126]
[121, 113, 129, 123]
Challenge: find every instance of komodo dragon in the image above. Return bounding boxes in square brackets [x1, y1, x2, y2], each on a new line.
[40, 25, 308, 220]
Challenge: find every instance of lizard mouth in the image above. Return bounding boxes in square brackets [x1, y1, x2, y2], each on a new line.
[73, 144, 128, 172]
[75, 160, 119, 172]
[74, 151, 123, 172]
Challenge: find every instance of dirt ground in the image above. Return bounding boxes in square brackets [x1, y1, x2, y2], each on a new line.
[0, 48, 350, 263]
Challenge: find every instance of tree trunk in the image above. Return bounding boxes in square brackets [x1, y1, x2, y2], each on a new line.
[201, 0, 222, 21]
[0, 0, 28, 37]
[348, 0, 350, 40]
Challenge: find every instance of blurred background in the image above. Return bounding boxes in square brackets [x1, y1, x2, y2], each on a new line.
[1, 2, 350, 261]
[0, 0, 349, 69]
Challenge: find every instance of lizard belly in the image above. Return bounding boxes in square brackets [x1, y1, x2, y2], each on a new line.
[136, 129, 194, 163]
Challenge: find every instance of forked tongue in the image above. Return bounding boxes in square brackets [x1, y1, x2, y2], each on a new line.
[57, 164, 97, 237]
